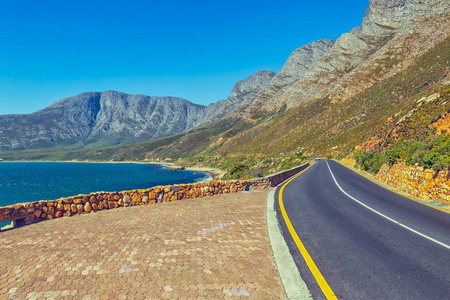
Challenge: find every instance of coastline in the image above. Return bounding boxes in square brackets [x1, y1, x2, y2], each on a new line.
[160, 162, 225, 180]
[0, 160, 222, 229]
[0, 159, 225, 181]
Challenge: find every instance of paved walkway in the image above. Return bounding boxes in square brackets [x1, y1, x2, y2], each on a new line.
[0, 190, 286, 299]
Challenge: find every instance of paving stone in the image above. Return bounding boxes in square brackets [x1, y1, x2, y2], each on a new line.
[0, 190, 286, 298]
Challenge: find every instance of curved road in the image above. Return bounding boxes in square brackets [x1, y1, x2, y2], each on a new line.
[275, 160, 450, 299]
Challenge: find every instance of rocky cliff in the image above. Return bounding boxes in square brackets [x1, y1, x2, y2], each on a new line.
[0, 71, 274, 151]
[242, 0, 450, 113]
[240, 40, 335, 114]
[195, 70, 276, 126]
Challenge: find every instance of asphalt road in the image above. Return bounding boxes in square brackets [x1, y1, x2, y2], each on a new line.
[275, 160, 450, 299]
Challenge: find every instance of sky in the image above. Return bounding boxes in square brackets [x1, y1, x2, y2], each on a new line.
[0, 0, 369, 115]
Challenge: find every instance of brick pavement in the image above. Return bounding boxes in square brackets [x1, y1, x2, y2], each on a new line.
[0, 190, 287, 299]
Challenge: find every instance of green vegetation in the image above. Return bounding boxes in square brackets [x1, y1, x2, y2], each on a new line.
[353, 84, 450, 174]
[354, 135, 450, 173]
[184, 152, 308, 180]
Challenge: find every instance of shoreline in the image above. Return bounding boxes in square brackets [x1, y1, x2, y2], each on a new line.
[159, 162, 225, 180]
[0, 159, 225, 180]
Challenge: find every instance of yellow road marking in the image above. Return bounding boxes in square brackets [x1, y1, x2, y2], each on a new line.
[335, 161, 450, 215]
[278, 163, 338, 300]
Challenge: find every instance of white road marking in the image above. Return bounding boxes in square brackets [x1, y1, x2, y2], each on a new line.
[326, 161, 450, 251]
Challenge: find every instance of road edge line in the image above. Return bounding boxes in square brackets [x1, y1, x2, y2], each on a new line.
[278, 164, 338, 300]
[267, 188, 312, 300]
[334, 160, 450, 215]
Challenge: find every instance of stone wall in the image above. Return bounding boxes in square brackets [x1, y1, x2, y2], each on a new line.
[340, 157, 450, 205]
[376, 162, 450, 205]
[0, 163, 309, 230]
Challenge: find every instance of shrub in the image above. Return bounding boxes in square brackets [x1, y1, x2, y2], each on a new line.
[423, 151, 440, 169]
[432, 159, 449, 172]
[229, 164, 248, 176]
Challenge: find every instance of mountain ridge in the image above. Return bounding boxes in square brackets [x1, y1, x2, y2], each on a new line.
[241, 0, 450, 114]
[0, 70, 275, 151]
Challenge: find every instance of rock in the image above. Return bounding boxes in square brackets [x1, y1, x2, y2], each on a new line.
[84, 202, 92, 213]
[71, 204, 77, 213]
[90, 196, 97, 203]
[55, 211, 62, 218]
[34, 209, 42, 218]
[77, 204, 84, 214]
[142, 196, 149, 203]
[417, 96, 426, 103]
[56, 203, 64, 211]
[425, 93, 440, 103]
[64, 204, 71, 211]
[123, 195, 131, 205]
[132, 193, 141, 202]
[91, 203, 98, 212]
[148, 191, 157, 200]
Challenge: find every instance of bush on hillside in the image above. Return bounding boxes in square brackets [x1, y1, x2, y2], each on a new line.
[354, 134, 450, 174]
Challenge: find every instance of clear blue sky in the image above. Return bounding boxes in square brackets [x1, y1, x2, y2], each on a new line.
[0, 0, 368, 114]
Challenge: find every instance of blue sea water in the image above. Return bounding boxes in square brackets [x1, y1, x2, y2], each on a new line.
[0, 161, 208, 208]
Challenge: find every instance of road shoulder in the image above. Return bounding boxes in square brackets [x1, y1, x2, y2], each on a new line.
[267, 188, 312, 299]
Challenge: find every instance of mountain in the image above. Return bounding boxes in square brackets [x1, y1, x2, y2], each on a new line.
[0, 71, 274, 151]
[0, 92, 206, 150]
[195, 70, 276, 125]
[242, 0, 450, 113]
[1, 0, 449, 180]
[240, 39, 335, 113]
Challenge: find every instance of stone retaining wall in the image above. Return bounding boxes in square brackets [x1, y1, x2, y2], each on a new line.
[0, 163, 309, 230]
[376, 162, 450, 204]
[340, 158, 450, 205]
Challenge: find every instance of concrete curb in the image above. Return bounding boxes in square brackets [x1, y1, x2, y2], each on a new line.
[267, 188, 312, 299]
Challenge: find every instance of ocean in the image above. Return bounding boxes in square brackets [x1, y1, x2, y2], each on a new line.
[0, 162, 208, 226]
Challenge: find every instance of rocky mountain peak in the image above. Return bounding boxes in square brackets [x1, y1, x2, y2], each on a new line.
[243, 0, 450, 112]
[360, 0, 449, 36]
[190, 70, 276, 127]
[229, 70, 276, 101]
[239, 39, 335, 113]
[270, 39, 335, 89]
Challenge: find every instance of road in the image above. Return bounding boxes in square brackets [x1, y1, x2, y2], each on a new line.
[275, 160, 450, 299]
